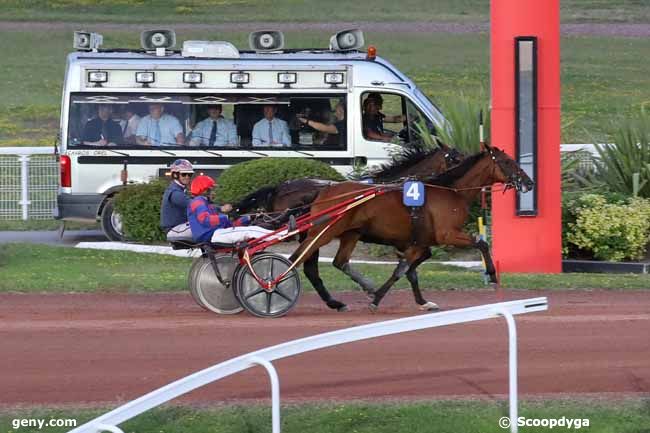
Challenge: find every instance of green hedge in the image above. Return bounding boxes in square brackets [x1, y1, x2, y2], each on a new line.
[113, 178, 167, 243]
[111, 158, 343, 243]
[564, 193, 650, 261]
[215, 157, 344, 203]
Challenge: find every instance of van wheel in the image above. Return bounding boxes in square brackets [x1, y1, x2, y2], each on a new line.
[101, 199, 125, 242]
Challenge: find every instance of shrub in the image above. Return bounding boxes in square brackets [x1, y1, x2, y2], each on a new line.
[215, 157, 344, 203]
[113, 178, 167, 243]
[565, 193, 650, 261]
[111, 159, 343, 243]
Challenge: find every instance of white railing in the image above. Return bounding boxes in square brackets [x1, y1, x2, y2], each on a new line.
[0, 144, 599, 221]
[0, 147, 57, 220]
[67, 297, 548, 433]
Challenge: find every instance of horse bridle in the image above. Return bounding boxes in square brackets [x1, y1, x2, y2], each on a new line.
[443, 148, 463, 168]
[487, 147, 530, 192]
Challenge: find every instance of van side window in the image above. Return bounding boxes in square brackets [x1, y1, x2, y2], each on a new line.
[67, 93, 347, 150]
[290, 97, 347, 149]
[361, 92, 437, 146]
[361, 92, 406, 143]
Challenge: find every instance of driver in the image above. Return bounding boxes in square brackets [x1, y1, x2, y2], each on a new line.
[362, 93, 405, 142]
[187, 175, 284, 244]
[160, 159, 195, 234]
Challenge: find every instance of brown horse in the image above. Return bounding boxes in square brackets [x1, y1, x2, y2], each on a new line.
[234, 143, 464, 216]
[234, 144, 464, 311]
[288, 144, 534, 312]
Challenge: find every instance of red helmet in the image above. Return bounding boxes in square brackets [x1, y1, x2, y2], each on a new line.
[190, 175, 216, 196]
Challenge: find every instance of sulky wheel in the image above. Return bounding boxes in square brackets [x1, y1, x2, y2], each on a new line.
[188, 256, 209, 310]
[192, 255, 243, 315]
[233, 253, 301, 318]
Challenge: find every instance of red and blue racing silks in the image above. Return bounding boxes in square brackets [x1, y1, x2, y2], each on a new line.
[187, 196, 250, 243]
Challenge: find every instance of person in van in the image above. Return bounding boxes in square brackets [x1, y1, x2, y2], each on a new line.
[251, 105, 291, 147]
[297, 102, 346, 146]
[136, 103, 185, 146]
[121, 106, 141, 145]
[187, 175, 284, 244]
[189, 104, 238, 147]
[362, 93, 405, 142]
[160, 159, 194, 234]
[82, 104, 123, 146]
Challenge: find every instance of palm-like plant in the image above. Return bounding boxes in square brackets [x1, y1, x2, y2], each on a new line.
[591, 114, 650, 198]
[434, 93, 490, 154]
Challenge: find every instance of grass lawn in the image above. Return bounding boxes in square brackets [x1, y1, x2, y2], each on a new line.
[0, 29, 648, 147]
[1, 243, 649, 292]
[1, 399, 649, 433]
[0, 0, 649, 23]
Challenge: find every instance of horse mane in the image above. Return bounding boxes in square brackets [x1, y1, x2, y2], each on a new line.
[233, 185, 277, 213]
[370, 144, 441, 181]
[424, 151, 487, 186]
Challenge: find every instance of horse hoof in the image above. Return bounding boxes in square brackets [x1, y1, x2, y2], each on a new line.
[368, 303, 379, 313]
[327, 300, 347, 311]
[337, 305, 349, 312]
[418, 301, 440, 311]
[488, 282, 498, 290]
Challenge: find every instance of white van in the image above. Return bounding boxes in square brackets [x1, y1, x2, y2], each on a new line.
[54, 29, 446, 240]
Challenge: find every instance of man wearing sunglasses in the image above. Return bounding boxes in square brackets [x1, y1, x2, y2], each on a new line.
[160, 159, 196, 233]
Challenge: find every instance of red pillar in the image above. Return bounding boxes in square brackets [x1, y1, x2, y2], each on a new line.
[490, 0, 562, 273]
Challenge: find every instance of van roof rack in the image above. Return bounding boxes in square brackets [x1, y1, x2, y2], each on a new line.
[92, 48, 366, 55]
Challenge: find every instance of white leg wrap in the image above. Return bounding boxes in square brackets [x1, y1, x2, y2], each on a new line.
[418, 301, 440, 311]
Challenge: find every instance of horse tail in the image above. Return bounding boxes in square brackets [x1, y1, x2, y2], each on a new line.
[233, 185, 277, 213]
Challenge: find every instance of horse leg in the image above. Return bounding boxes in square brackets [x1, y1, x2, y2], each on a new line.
[370, 246, 426, 311]
[303, 249, 348, 312]
[474, 238, 497, 284]
[333, 231, 377, 296]
[289, 229, 346, 311]
[442, 230, 497, 283]
[405, 248, 439, 311]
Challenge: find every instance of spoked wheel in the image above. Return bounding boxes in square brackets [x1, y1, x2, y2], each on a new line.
[191, 255, 243, 315]
[233, 253, 301, 318]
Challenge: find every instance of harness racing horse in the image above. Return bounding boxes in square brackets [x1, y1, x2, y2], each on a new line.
[288, 144, 534, 312]
[234, 144, 465, 311]
[234, 143, 464, 217]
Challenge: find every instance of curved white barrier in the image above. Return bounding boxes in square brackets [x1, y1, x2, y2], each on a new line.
[68, 297, 548, 433]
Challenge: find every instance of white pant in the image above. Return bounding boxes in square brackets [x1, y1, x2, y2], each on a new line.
[210, 226, 285, 244]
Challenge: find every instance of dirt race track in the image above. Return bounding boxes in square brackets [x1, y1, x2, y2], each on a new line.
[1, 289, 649, 407]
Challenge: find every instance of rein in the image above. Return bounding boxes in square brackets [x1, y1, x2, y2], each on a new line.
[237, 184, 401, 219]
[420, 150, 515, 194]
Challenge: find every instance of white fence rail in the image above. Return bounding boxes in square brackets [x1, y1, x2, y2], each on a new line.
[0, 147, 57, 220]
[0, 145, 600, 221]
[67, 297, 548, 433]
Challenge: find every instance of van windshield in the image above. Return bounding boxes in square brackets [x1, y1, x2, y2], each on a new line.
[413, 88, 446, 130]
[67, 92, 348, 150]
